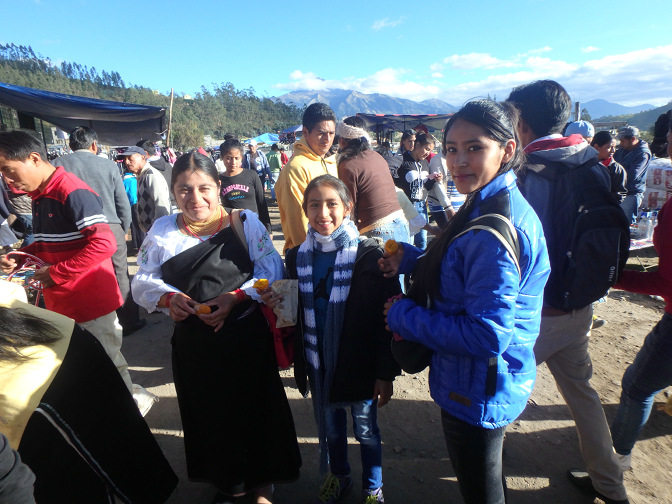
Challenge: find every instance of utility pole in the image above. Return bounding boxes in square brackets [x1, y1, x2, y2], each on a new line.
[167, 88, 174, 147]
[575, 101, 580, 122]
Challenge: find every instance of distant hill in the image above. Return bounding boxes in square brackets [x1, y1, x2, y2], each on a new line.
[583, 99, 656, 119]
[594, 101, 672, 132]
[274, 89, 457, 117]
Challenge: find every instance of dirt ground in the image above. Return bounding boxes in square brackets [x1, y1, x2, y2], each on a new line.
[123, 202, 671, 504]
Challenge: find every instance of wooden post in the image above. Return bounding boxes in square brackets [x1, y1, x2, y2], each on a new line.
[575, 101, 580, 122]
[167, 88, 174, 147]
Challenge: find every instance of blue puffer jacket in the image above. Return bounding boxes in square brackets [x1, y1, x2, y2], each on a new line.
[387, 170, 550, 428]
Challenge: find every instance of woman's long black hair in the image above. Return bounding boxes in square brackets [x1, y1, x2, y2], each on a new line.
[0, 307, 63, 363]
[336, 116, 370, 165]
[407, 99, 525, 306]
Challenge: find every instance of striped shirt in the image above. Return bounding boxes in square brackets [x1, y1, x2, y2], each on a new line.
[23, 167, 122, 323]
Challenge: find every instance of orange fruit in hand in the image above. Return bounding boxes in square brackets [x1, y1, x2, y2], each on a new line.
[385, 239, 399, 255]
[194, 304, 211, 315]
[253, 279, 269, 290]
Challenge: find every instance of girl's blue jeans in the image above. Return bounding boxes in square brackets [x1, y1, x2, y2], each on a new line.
[611, 311, 672, 455]
[412, 201, 428, 250]
[325, 399, 382, 491]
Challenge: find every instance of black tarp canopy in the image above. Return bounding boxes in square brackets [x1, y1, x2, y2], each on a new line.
[356, 113, 452, 143]
[0, 82, 166, 145]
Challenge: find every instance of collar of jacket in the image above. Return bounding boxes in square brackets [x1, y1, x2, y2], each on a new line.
[471, 170, 516, 211]
[293, 137, 336, 166]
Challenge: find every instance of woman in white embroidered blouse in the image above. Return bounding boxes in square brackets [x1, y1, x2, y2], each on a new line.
[131, 152, 301, 504]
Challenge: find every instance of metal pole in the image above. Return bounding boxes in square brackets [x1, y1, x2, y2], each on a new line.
[575, 102, 580, 122]
[167, 88, 174, 147]
[39, 118, 48, 147]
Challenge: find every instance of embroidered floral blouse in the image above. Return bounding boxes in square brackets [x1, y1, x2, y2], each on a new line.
[131, 210, 283, 314]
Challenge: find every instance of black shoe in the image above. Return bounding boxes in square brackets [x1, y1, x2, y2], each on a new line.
[122, 319, 147, 337]
[566, 469, 629, 504]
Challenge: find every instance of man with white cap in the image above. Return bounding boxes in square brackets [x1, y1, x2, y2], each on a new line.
[242, 139, 271, 190]
[565, 120, 595, 144]
[614, 126, 652, 224]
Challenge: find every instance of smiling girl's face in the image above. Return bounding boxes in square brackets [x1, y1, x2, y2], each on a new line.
[443, 118, 514, 194]
[305, 185, 352, 236]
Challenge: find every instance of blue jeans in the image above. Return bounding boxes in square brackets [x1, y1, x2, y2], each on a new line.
[270, 172, 279, 200]
[16, 214, 34, 246]
[412, 201, 428, 250]
[620, 193, 643, 225]
[364, 217, 410, 245]
[611, 312, 672, 456]
[324, 399, 382, 491]
[442, 409, 507, 504]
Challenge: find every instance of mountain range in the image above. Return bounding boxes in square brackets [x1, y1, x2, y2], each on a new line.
[273, 89, 457, 117]
[274, 89, 659, 122]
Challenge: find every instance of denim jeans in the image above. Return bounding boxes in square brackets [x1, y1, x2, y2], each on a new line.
[16, 213, 34, 246]
[412, 201, 428, 250]
[324, 399, 382, 491]
[363, 217, 410, 245]
[612, 312, 672, 456]
[270, 172, 279, 200]
[441, 409, 507, 504]
[620, 193, 643, 224]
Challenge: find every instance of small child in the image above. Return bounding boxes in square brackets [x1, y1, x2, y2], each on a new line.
[285, 174, 401, 504]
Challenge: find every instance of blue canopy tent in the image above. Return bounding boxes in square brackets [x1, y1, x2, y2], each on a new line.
[0, 82, 166, 146]
[245, 133, 280, 145]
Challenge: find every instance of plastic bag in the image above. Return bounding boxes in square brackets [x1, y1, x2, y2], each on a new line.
[271, 279, 298, 328]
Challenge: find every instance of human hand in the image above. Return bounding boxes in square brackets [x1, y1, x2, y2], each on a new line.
[378, 246, 404, 278]
[425, 224, 442, 237]
[373, 380, 393, 408]
[166, 292, 197, 322]
[33, 266, 55, 288]
[258, 287, 283, 309]
[200, 291, 240, 332]
[445, 207, 456, 220]
[0, 255, 17, 274]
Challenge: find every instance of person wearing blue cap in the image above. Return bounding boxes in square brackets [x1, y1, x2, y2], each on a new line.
[565, 120, 595, 144]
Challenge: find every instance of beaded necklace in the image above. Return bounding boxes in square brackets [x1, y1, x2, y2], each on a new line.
[182, 206, 227, 241]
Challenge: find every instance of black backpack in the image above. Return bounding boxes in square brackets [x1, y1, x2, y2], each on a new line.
[525, 154, 630, 311]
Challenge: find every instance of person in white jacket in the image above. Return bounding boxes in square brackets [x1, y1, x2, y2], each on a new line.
[119, 146, 172, 233]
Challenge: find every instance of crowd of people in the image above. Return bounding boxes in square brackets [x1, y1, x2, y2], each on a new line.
[0, 78, 669, 504]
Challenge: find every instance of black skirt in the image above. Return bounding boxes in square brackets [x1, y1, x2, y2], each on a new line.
[171, 306, 301, 495]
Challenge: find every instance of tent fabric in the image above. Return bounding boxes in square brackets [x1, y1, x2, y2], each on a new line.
[281, 124, 302, 134]
[356, 113, 452, 133]
[246, 133, 280, 145]
[0, 82, 166, 146]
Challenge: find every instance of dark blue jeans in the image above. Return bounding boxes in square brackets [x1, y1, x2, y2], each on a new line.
[325, 399, 382, 491]
[441, 409, 508, 504]
[611, 312, 672, 456]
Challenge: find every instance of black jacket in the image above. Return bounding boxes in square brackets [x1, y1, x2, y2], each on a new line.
[286, 239, 401, 403]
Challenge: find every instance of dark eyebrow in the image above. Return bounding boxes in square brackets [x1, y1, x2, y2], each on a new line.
[444, 138, 482, 145]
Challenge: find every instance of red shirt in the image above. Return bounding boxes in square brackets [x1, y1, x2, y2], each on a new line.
[22, 167, 122, 323]
[615, 198, 672, 314]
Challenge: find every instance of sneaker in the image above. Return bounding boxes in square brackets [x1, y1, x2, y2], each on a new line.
[592, 315, 607, 329]
[313, 473, 353, 504]
[615, 452, 632, 472]
[362, 487, 384, 504]
[566, 469, 629, 504]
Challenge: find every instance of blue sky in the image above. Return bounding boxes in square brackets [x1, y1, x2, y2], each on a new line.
[8, 0, 672, 107]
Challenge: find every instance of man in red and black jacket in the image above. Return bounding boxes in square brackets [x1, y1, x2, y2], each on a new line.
[0, 130, 132, 393]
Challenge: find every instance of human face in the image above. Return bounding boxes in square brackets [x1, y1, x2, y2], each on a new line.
[248, 143, 257, 154]
[444, 118, 514, 194]
[595, 139, 617, 161]
[402, 135, 415, 152]
[305, 185, 351, 236]
[303, 121, 336, 157]
[222, 149, 242, 174]
[411, 141, 433, 162]
[173, 169, 221, 223]
[619, 137, 635, 151]
[0, 152, 47, 192]
[123, 153, 145, 174]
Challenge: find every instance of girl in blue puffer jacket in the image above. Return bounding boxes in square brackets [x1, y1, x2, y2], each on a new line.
[381, 100, 550, 504]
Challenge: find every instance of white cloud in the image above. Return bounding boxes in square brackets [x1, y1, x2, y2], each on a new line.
[274, 45, 672, 107]
[432, 72, 444, 78]
[430, 62, 444, 72]
[527, 46, 553, 55]
[443, 53, 517, 70]
[371, 17, 405, 31]
[581, 46, 601, 53]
